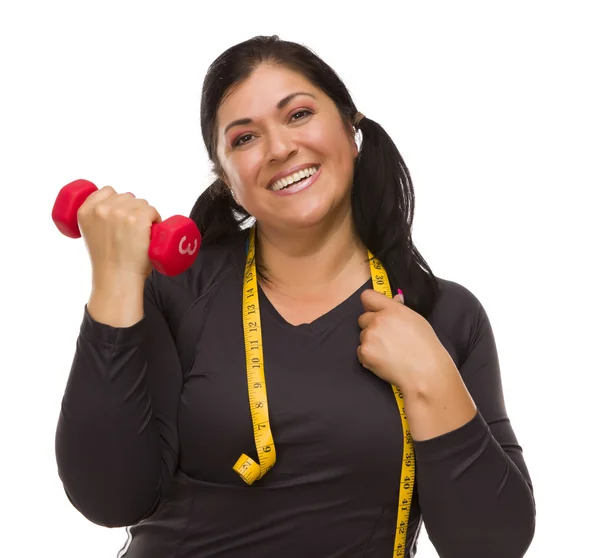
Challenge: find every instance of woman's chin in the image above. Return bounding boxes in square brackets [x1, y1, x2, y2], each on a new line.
[257, 188, 352, 232]
[268, 210, 341, 234]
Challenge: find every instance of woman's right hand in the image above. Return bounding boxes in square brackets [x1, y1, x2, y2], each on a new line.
[77, 186, 163, 282]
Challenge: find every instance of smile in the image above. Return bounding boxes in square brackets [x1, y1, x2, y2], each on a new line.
[268, 165, 321, 196]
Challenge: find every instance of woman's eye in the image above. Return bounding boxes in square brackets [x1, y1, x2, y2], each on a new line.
[234, 134, 253, 147]
[232, 111, 311, 147]
[291, 110, 311, 121]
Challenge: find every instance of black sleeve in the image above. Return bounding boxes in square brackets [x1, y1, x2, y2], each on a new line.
[54, 273, 183, 528]
[413, 297, 536, 558]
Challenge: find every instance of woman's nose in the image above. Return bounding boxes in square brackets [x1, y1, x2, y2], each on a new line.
[265, 127, 298, 162]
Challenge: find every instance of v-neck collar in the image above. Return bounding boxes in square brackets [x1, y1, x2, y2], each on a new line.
[232, 227, 372, 336]
[256, 276, 371, 336]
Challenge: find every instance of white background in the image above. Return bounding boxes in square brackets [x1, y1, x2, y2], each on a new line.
[1, 1, 598, 556]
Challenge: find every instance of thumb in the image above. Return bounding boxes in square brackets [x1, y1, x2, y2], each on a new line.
[393, 288, 405, 304]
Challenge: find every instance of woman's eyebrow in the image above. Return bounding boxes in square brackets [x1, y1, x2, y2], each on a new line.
[224, 91, 316, 135]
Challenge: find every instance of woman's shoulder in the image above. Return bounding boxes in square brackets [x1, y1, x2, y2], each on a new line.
[427, 276, 487, 362]
[431, 276, 483, 319]
[150, 227, 249, 306]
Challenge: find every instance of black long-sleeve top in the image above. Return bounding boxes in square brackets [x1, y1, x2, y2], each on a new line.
[55, 228, 535, 557]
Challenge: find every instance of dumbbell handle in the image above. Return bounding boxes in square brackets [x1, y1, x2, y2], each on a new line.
[52, 179, 201, 276]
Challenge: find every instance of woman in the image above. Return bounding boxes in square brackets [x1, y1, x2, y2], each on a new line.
[55, 35, 535, 557]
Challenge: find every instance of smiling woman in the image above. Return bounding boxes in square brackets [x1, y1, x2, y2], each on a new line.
[213, 64, 361, 256]
[55, 35, 536, 558]
[191, 37, 439, 315]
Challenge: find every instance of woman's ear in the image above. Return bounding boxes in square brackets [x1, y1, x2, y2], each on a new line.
[344, 117, 360, 160]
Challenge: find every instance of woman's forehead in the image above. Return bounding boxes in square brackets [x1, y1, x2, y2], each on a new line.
[216, 65, 319, 126]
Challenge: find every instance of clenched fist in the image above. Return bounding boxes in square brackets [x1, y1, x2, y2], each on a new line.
[77, 186, 163, 280]
[357, 288, 452, 392]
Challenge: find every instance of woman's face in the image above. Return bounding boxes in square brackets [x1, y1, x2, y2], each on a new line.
[215, 63, 358, 233]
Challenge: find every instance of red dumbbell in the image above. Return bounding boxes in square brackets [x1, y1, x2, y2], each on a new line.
[52, 179, 202, 276]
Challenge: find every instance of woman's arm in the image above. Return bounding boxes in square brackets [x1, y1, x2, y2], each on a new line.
[408, 297, 536, 558]
[55, 271, 183, 528]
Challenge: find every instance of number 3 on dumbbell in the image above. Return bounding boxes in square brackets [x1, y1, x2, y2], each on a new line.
[52, 179, 202, 276]
[179, 236, 198, 256]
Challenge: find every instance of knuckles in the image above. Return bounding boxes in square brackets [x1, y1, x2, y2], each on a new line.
[78, 193, 151, 225]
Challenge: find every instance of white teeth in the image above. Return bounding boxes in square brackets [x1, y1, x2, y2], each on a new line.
[270, 166, 318, 191]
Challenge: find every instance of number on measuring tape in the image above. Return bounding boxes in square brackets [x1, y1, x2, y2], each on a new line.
[233, 229, 416, 557]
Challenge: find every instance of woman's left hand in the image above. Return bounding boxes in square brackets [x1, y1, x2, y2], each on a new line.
[357, 288, 453, 392]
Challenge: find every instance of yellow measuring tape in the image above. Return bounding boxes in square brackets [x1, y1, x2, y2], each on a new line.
[232, 226, 415, 557]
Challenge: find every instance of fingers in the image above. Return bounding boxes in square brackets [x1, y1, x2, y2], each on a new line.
[79, 187, 132, 216]
[111, 192, 162, 224]
[75, 185, 163, 278]
[356, 344, 371, 371]
[357, 310, 375, 330]
[88, 184, 118, 202]
[360, 288, 396, 311]
[142, 203, 163, 224]
[357, 344, 365, 367]
[393, 289, 405, 304]
[80, 187, 161, 224]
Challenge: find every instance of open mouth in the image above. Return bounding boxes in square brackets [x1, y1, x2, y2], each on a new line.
[268, 165, 320, 192]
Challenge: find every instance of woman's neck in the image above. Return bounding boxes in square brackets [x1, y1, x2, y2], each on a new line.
[254, 212, 370, 298]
